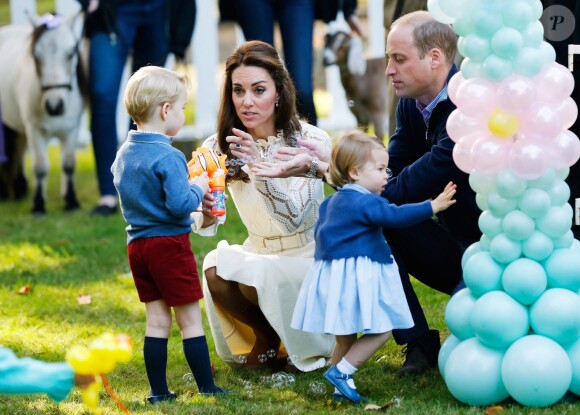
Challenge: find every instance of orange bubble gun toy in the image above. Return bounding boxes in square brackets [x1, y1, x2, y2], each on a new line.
[66, 333, 134, 414]
[187, 147, 228, 216]
[187, 147, 228, 179]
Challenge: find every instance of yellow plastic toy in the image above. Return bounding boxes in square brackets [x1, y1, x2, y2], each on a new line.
[66, 333, 133, 414]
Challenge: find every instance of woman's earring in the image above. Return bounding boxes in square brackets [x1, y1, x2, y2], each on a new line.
[275, 101, 279, 108]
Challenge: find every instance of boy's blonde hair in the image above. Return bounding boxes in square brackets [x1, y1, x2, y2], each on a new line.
[124, 66, 189, 124]
[329, 130, 387, 188]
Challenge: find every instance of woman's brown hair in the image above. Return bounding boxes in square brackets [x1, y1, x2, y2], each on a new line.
[217, 40, 302, 182]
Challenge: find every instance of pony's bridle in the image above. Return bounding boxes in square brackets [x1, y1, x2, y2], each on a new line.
[41, 83, 73, 91]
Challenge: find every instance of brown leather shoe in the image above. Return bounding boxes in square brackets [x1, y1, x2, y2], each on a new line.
[397, 329, 441, 376]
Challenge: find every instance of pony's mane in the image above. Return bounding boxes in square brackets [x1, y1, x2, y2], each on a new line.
[29, 20, 51, 53]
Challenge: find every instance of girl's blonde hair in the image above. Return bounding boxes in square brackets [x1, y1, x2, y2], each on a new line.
[124, 66, 190, 124]
[328, 130, 386, 188]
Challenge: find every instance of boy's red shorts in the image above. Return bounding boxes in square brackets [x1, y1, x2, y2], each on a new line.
[127, 233, 203, 307]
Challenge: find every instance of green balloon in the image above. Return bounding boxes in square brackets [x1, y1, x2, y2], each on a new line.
[454, 15, 476, 37]
[483, 54, 513, 82]
[473, 7, 503, 38]
[514, 47, 543, 77]
[502, 0, 534, 31]
[492, 27, 523, 59]
[463, 33, 492, 62]
[521, 21, 544, 48]
[461, 58, 483, 79]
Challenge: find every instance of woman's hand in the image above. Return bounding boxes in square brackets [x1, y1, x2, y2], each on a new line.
[226, 128, 261, 164]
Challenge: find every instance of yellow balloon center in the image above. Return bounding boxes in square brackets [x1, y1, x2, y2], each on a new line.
[488, 108, 520, 139]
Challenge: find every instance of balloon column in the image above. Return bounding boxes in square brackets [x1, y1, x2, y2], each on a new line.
[66, 333, 133, 414]
[428, 0, 580, 408]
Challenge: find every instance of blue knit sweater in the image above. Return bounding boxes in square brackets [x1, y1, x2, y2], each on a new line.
[314, 185, 434, 264]
[111, 131, 204, 244]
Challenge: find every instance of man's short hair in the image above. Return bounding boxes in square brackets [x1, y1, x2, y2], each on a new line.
[392, 10, 457, 65]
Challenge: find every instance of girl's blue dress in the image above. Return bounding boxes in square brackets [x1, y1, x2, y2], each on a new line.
[292, 184, 414, 335]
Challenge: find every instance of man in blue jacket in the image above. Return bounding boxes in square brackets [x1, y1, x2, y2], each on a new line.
[381, 11, 480, 375]
[251, 9, 480, 377]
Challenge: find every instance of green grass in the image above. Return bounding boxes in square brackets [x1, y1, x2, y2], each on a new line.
[1, 147, 578, 415]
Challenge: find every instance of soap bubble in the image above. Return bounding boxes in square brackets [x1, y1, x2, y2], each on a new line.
[182, 373, 194, 385]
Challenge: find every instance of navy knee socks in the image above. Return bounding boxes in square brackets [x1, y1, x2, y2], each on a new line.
[182, 336, 220, 393]
[143, 336, 170, 396]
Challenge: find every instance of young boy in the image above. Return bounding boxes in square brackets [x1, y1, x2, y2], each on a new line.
[111, 66, 224, 403]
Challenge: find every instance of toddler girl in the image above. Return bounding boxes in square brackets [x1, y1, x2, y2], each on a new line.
[291, 130, 456, 403]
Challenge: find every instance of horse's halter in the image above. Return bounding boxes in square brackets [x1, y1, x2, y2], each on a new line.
[41, 83, 74, 92]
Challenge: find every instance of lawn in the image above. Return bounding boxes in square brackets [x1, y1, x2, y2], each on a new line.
[1, 0, 579, 412]
[1, 144, 579, 415]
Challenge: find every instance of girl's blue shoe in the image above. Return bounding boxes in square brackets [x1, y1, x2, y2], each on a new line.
[323, 365, 361, 403]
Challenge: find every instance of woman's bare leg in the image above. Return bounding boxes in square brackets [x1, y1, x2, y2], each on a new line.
[205, 267, 280, 364]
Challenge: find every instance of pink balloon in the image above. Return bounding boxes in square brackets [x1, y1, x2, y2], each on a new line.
[453, 133, 478, 173]
[534, 62, 575, 101]
[557, 97, 578, 130]
[447, 109, 483, 142]
[497, 75, 537, 114]
[551, 130, 580, 168]
[520, 104, 563, 139]
[471, 136, 510, 174]
[454, 78, 499, 118]
[448, 72, 466, 103]
[508, 140, 548, 179]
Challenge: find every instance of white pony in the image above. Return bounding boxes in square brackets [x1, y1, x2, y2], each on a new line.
[0, 12, 85, 214]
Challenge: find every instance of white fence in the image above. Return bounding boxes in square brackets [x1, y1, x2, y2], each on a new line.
[7, 0, 386, 142]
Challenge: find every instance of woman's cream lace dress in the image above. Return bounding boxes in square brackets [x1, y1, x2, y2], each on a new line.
[192, 123, 335, 372]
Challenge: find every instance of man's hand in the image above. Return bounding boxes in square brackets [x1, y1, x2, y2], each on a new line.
[251, 153, 314, 178]
[253, 138, 331, 178]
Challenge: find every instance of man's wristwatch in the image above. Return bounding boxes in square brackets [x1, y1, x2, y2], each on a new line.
[306, 156, 319, 178]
